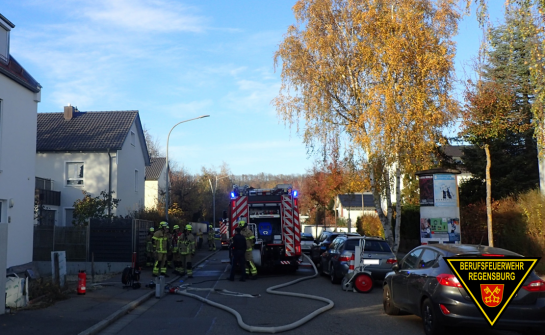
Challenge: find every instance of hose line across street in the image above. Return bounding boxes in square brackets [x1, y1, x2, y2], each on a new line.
[173, 254, 335, 333]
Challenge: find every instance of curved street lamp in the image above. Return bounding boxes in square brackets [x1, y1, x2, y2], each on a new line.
[165, 115, 210, 221]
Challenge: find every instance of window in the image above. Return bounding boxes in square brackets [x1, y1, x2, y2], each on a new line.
[0, 200, 3, 223]
[65, 208, 74, 226]
[401, 248, 423, 270]
[134, 169, 139, 192]
[0, 100, 3, 169]
[364, 240, 392, 252]
[66, 162, 84, 186]
[130, 131, 135, 146]
[418, 249, 439, 269]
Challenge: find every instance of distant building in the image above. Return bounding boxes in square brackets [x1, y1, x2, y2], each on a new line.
[145, 157, 167, 210]
[335, 193, 376, 226]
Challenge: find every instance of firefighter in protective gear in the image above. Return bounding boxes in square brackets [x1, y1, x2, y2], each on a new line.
[208, 224, 216, 251]
[146, 227, 155, 267]
[166, 224, 174, 269]
[152, 222, 169, 277]
[171, 225, 182, 274]
[179, 224, 196, 277]
[239, 220, 257, 278]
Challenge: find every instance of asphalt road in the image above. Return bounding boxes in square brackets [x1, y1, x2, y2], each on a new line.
[98, 250, 520, 335]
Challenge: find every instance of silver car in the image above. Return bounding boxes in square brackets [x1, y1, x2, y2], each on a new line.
[300, 233, 314, 254]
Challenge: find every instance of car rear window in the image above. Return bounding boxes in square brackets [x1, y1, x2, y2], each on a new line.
[364, 240, 391, 252]
[301, 234, 314, 241]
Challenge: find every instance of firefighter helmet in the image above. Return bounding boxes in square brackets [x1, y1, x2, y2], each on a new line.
[173, 225, 180, 230]
[239, 220, 246, 227]
[160, 221, 168, 228]
[209, 224, 213, 229]
[185, 224, 192, 231]
[149, 227, 155, 232]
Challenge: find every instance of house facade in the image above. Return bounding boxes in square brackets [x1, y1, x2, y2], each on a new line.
[0, 13, 41, 268]
[145, 157, 167, 210]
[335, 193, 376, 227]
[36, 107, 150, 226]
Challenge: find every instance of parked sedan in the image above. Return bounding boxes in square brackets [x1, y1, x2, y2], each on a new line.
[383, 244, 545, 335]
[310, 231, 360, 265]
[300, 233, 314, 254]
[321, 235, 397, 284]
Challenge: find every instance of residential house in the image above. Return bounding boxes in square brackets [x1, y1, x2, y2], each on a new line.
[443, 145, 472, 185]
[335, 193, 376, 227]
[36, 107, 150, 226]
[144, 157, 167, 210]
[0, 13, 42, 269]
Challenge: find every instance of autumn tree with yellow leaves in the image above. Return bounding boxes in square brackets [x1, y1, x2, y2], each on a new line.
[274, 0, 460, 253]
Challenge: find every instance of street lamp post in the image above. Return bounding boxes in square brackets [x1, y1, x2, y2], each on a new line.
[165, 115, 210, 221]
[208, 175, 229, 228]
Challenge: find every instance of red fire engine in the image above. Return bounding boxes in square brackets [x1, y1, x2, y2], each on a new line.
[227, 184, 302, 271]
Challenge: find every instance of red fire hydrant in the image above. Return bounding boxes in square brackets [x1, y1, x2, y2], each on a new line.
[77, 270, 86, 295]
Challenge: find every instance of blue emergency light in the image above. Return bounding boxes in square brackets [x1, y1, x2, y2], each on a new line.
[230, 192, 236, 199]
[293, 190, 298, 198]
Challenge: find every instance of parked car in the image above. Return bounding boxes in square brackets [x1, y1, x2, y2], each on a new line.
[321, 235, 396, 284]
[383, 244, 545, 335]
[300, 233, 314, 254]
[310, 231, 360, 265]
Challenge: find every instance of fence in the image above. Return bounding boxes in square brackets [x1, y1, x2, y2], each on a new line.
[33, 218, 154, 264]
[33, 226, 88, 262]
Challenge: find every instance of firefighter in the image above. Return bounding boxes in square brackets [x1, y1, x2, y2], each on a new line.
[171, 225, 182, 274]
[152, 221, 169, 277]
[239, 220, 257, 279]
[208, 224, 216, 251]
[146, 227, 155, 267]
[165, 224, 174, 269]
[179, 224, 196, 278]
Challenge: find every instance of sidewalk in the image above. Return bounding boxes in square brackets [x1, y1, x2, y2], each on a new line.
[1, 247, 220, 335]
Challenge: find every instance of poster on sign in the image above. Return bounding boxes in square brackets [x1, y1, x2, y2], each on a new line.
[419, 175, 434, 206]
[433, 174, 457, 207]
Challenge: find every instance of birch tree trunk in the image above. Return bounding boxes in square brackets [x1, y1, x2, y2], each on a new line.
[394, 162, 402, 254]
[485, 144, 493, 247]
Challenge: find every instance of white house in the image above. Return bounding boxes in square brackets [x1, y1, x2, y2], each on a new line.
[144, 157, 167, 210]
[0, 13, 42, 269]
[36, 107, 150, 226]
[335, 193, 377, 226]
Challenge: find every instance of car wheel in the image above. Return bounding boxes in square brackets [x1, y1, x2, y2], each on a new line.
[330, 264, 340, 284]
[353, 273, 374, 293]
[422, 298, 445, 335]
[382, 284, 400, 315]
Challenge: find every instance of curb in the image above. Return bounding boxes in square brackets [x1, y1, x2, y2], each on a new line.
[78, 250, 221, 335]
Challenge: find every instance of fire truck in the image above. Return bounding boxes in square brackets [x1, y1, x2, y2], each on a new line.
[227, 184, 302, 271]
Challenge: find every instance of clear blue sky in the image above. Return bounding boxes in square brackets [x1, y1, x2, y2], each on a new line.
[2, 0, 504, 175]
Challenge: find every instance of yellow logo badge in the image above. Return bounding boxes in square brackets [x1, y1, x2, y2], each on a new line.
[444, 257, 540, 326]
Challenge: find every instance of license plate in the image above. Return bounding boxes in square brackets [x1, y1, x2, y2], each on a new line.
[364, 259, 380, 265]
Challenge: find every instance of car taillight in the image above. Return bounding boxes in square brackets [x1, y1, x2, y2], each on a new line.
[439, 304, 451, 315]
[522, 280, 545, 292]
[339, 256, 351, 262]
[437, 274, 462, 288]
[386, 258, 397, 264]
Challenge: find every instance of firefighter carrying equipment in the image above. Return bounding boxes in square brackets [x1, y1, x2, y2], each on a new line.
[241, 225, 257, 276]
[152, 228, 169, 276]
[179, 231, 195, 277]
[174, 253, 334, 333]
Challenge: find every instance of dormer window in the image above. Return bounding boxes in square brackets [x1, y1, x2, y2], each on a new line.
[0, 14, 15, 64]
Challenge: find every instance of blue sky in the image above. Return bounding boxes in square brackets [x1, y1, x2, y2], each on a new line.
[2, 0, 504, 175]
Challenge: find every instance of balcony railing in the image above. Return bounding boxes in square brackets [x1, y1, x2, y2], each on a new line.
[36, 188, 61, 206]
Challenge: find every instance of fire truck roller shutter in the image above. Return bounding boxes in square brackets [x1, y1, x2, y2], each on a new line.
[252, 249, 262, 267]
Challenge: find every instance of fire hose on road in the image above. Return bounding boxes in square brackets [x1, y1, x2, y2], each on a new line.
[171, 254, 334, 333]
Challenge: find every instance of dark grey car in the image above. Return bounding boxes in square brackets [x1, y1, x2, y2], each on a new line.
[383, 244, 545, 335]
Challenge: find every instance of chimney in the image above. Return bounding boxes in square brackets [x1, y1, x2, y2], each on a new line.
[64, 105, 74, 120]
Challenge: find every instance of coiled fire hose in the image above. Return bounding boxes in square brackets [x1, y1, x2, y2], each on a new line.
[172, 254, 334, 333]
